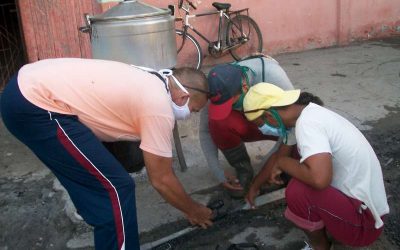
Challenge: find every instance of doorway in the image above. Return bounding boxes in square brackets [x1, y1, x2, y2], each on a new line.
[0, 0, 25, 91]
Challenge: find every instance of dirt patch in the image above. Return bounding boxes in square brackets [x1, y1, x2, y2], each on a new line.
[0, 175, 74, 249]
[363, 106, 400, 247]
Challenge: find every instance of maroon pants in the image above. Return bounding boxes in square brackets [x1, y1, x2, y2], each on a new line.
[285, 179, 384, 247]
[209, 110, 277, 150]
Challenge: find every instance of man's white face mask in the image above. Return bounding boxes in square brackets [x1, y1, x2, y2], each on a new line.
[170, 75, 191, 120]
[159, 69, 191, 120]
[172, 98, 190, 120]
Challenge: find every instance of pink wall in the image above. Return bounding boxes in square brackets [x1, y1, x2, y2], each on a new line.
[102, 0, 400, 65]
[346, 0, 400, 41]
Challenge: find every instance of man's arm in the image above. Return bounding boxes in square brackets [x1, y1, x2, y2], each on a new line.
[199, 106, 242, 190]
[199, 106, 224, 181]
[143, 150, 213, 228]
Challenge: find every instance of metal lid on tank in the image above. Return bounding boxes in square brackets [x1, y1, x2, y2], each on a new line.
[90, 0, 171, 22]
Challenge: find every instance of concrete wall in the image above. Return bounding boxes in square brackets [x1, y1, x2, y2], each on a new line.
[103, 0, 398, 66]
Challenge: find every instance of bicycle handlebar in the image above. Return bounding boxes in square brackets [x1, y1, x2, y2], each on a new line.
[178, 0, 183, 8]
[178, 0, 197, 10]
[187, 0, 197, 10]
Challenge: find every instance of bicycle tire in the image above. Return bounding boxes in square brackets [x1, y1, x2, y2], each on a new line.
[225, 15, 263, 61]
[175, 29, 203, 69]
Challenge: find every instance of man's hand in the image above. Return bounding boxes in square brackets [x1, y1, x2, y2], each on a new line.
[185, 204, 213, 229]
[143, 151, 213, 229]
[222, 170, 243, 191]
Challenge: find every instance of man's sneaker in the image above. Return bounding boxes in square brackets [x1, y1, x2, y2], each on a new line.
[74, 210, 83, 221]
[301, 241, 313, 250]
[300, 241, 334, 250]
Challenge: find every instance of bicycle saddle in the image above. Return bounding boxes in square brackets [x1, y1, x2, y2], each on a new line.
[212, 2, 231, 11]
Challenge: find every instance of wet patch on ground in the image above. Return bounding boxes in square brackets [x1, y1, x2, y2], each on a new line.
[369, 36, 400, 49]
[330, 73, 347, 77]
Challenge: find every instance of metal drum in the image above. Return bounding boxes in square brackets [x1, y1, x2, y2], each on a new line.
[81, 0, 177, 70]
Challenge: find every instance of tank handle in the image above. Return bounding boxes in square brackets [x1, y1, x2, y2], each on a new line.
[78, 13, 91, 34]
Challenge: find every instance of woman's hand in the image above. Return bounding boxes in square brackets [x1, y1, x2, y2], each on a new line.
[266, 162, 284, 185]
[262, 154, 284, 185]
[245, 184, 260, 209]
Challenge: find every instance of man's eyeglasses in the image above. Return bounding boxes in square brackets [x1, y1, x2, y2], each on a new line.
[182, 84, 211, 97]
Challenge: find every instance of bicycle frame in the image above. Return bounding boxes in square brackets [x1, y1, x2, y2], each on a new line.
[178, 4, 249, 51]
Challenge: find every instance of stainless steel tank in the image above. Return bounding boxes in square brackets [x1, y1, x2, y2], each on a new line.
[81, 0, 177, 70]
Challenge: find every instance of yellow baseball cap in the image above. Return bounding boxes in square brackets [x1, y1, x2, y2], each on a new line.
[243, 83, 301, 121]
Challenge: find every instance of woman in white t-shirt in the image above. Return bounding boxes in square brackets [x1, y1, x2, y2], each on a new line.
[243, 83, 389, 250]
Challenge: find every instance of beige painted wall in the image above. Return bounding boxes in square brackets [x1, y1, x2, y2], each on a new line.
[98, 0, 400, 65]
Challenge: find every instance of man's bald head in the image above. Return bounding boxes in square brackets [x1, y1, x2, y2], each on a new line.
[173, 67, 209, 112]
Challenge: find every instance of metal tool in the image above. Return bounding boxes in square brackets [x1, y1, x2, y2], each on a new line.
[140, 188, 286, 250]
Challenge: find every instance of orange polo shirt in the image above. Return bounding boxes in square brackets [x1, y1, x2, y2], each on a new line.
[17, 58, 174, 157]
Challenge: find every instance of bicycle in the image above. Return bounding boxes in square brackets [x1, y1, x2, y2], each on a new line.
[173, 0, 263, 69]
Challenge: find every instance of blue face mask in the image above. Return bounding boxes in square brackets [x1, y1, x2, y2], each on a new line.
[258, 123, 281, 136]
[258, 109, 289, 143]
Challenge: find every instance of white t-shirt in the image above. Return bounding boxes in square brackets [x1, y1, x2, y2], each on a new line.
[295, 103, 389, 228]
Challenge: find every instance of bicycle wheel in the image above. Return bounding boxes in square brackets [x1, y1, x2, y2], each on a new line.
[225, 15, 263, 61]
[175, 29, 203, 69]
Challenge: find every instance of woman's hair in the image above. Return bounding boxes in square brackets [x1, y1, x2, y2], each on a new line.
[295, 92, 324, 106]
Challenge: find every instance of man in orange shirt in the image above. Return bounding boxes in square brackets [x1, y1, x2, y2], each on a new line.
[1, 58, 212, 250]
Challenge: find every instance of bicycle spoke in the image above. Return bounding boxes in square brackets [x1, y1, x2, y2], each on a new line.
[226, 15, 263, 61]
[175, 30, 203, 69]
